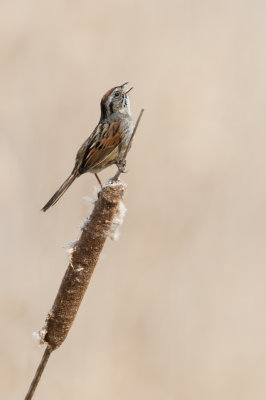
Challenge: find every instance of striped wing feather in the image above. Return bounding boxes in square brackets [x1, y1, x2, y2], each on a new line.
[77, 121, 121, 172]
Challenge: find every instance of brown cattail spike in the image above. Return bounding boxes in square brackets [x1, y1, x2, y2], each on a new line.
[42, 181, 125, 350]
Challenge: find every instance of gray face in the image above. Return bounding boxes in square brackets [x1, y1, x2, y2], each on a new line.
[109, 87, 128, 113]
[100, 83, 132, 119]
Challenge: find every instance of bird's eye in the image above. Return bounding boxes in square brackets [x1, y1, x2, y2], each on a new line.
[114, 91, 120, 98]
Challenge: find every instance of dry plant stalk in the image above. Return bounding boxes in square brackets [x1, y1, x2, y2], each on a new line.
[24, 109, 143, 400]
[25, 182, 125, 400]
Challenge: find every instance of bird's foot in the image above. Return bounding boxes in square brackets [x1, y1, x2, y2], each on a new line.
[116, 160, 127, 173]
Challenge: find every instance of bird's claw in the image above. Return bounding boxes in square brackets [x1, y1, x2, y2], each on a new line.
[116, 160, 127, 173]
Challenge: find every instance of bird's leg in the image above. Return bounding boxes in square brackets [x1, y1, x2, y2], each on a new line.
[94, 173, 103, 189]
[115, 160, 127, 173]
[111, 160, 128, 182]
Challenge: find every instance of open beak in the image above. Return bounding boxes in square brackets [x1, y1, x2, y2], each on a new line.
[125, 86, 133, 94]
[121, 82, 133, 94]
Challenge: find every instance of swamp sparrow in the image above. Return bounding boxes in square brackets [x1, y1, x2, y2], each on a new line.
[42, 82, 134, 212]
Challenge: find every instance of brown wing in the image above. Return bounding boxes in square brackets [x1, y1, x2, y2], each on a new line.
[77, 121, 121, 173]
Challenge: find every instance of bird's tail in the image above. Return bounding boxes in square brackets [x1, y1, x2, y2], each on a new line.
[41, 173, 77, 212]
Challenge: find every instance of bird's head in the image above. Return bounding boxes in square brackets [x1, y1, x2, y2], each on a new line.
[100, 82, 133, 120]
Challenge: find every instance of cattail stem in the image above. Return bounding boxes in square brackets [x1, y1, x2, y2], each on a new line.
[24, 346, 52, 400]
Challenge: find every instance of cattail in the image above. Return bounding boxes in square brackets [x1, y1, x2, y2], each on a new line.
[41, 181, 125, 349]
[25, 181, 126, 400]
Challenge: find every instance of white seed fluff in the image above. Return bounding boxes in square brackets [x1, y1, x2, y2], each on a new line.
[108, 201, 127, 241]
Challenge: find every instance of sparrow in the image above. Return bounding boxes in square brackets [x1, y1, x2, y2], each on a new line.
[42, 82, 134, 212]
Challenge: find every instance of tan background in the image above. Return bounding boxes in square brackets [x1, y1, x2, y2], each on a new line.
[1, 1, 266, 399]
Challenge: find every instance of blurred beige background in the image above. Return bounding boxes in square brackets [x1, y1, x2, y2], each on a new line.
[1, 1, 266, 399]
